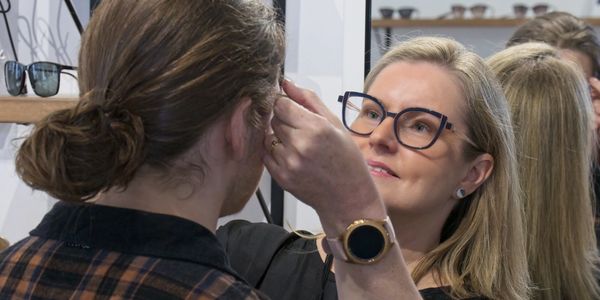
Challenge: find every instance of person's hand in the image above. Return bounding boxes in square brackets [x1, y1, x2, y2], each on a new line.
[264, 80, 386, 235]
[265, 82, 423, 300]
[277, 80, 344, 130]
[588, 78, 600, 132]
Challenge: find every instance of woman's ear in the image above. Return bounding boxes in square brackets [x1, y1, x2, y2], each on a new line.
[459, 153, 494, 197]
[225, 97, 253, 161]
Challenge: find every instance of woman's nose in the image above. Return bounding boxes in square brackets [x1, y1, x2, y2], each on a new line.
[368, 117, 399, 153]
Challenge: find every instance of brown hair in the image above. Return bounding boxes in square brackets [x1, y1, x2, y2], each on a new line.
[507, 11, 600, 76]
[15, 0, 285, 202]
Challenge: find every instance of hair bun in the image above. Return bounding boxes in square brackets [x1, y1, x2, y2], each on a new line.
[15, 99, 146, 202]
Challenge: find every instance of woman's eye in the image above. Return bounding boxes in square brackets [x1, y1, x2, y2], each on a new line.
[367, 110, 380, 119]
[361, 109, 380, 120]
[411, 122, 431, 133]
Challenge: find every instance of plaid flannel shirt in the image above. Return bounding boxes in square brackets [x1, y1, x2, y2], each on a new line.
[0, 202, 267, 300]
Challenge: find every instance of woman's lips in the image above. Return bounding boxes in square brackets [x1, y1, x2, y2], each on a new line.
[367, 160, 398, 178]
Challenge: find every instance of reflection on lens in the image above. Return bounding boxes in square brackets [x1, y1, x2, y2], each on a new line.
[4, 61, 26, 96]
[28, 62, 60, 97]
[397, 110, 442, 148]
[345, 96, 383, 134]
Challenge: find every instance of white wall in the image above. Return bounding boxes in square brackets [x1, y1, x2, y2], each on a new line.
[277, 0, 367, 233]
[0, 0, 85, 244]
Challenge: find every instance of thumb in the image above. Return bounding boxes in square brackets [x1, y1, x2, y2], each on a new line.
[282, 79, 343, 129]
[282, 79, 329, 116]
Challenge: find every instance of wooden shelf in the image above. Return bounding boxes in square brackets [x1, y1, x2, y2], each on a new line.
[372, 17, 600, 28]
[0, 95, 78, 124]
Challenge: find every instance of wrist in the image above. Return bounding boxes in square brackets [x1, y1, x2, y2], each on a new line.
[313, 175, 386, 237]
[321, 216, 396, 264]
[317, 198, 387, 240]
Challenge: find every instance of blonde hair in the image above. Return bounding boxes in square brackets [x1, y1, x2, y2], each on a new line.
[488, 42, 600, 300]
[365, 37, 529, 300]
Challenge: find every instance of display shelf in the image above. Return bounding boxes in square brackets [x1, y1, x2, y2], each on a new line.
[372, 17, 600, 28]
[0, 95, 78, 124]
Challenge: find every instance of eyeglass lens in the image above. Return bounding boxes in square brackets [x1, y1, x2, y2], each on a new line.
[4, 61, 65, 97]
[344, 95, 443, 148]
[4, 61, 26, 96]
[28, 62, 60, 97]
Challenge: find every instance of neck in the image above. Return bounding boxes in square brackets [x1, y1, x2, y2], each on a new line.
[390, 209, 452, 289]
[391, 213, 444, 266]
[94, 166, 225, 232]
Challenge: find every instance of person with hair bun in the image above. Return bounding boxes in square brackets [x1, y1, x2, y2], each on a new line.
[0, 0, 284, 298]
[0, 0, 422, 299]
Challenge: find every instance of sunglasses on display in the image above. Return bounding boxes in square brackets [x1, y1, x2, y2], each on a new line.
[4, 60, 77, 97]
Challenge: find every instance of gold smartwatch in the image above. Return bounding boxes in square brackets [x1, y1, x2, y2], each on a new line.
[322, 217, 396, 264]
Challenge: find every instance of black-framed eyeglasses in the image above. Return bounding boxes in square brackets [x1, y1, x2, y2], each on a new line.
[338, 91, 477, 150]
[4, 60, 77, 97]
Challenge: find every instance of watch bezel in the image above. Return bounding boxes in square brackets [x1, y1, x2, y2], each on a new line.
[341, 219, 393, 264]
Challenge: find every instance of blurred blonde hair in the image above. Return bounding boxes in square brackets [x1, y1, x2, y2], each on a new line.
[365, 37, 529, 300]
[488, 42, 600, 300]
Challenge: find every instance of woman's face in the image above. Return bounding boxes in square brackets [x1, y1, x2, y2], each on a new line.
[353, 61, 475, 220]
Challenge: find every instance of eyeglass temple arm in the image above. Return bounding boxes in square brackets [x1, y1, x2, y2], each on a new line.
[61, 65, 77, 70]
[60, 65, 78, 80]
[61, 72, 78, 80]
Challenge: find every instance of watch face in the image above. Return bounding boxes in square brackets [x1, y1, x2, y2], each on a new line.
[347, 225, 385, 261]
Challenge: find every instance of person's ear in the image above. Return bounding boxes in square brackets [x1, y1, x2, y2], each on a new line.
[225, 97, 252, 161]
[458, 153, 494, 198]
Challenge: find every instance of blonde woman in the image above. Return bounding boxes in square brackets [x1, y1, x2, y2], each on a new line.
[506, 11, 600, 250]
[488, 43, 600, 300]
[218, 37, 529, 300]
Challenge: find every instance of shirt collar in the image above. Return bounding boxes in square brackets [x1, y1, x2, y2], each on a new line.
[30, 202, 244, 281]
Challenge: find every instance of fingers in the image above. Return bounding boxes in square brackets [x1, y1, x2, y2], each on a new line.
[270, 114, 295, 141]
[590, 78, 600, 92]
[282, 79, 327, 115]
[263, 153, 285, 187]
[593, 99, 600, 131]
[590, 78, 600, 99]
[273, 95, 317, 129]
[282, 80, 345, 130]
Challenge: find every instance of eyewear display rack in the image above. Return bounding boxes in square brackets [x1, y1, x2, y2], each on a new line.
[0, 95, 77, 123]
[373, 17, 600, 51]
[372, 17, 600, 28]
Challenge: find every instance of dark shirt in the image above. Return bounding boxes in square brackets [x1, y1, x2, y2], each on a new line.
[0, 202, 267, 299]
[217, 220, 485, 300]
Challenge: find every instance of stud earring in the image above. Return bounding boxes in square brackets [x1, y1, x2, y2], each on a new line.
[455, 187, 466, 199]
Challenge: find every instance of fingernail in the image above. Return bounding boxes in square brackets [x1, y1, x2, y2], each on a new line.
[284, 78, 296, 86]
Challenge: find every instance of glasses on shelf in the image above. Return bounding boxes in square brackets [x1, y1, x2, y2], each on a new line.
[379, 7, 419, 20]
[4, 60, 77, 97]
[513, 3, 551, 18]
[438, 4, 495, 19]
[338, 91, 479, 150]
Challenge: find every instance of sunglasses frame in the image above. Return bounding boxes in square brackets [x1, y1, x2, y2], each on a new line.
[4, 60, 77, 97]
